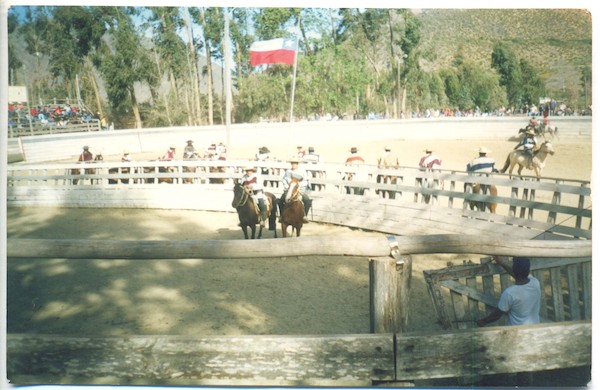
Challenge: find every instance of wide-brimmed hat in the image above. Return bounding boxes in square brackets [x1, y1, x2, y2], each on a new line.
[170, 145, 176, 149]
[477, 146, 491, 154]
[308, 146, 315, 152]
[259, 146, 270, 153]
[350, 147, 358, 153]
[83, 145, 89, 150]
[289, 157, 300, 163]
[425, 147, 433, 153]
[244, 166, 256, 171]
[384, 145, 391, 151]
[186, 140, 194, 143]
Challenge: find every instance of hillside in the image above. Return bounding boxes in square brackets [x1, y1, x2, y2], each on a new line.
[417, 8, 592, 92]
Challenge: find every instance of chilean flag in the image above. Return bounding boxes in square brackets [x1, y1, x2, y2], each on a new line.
[250, 38, 297, 67]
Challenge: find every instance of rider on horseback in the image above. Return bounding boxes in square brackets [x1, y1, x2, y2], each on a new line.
[242, 166, 268, 228]
[183, 140, 198, 159]
[515, 128, 537, 158]
[280, 158, 312, 223]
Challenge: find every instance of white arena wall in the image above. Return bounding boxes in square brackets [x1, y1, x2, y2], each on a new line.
[12, 116, 592, 163]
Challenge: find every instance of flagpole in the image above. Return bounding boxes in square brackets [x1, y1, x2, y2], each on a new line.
[288, 17, 300, 123]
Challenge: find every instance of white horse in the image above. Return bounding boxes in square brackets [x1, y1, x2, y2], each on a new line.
[500, 141, 555, 177]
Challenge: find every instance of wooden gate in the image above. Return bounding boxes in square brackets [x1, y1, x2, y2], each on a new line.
[424, 256, 592, 330]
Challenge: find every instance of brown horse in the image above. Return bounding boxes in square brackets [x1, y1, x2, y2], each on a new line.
[280, 177, 305, 237]
[466, 183, 498, 213]
[71, 154, 103, 185]
[231, 182, 277, 239]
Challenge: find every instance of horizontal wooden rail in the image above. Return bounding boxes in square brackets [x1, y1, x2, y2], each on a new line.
[7, 321, 591, 385]
[7, 234, 591, 259]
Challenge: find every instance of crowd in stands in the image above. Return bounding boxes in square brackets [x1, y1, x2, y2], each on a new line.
[8, 102, 98, 128]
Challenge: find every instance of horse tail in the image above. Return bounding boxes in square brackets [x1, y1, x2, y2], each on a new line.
[500, 155, 511, 173]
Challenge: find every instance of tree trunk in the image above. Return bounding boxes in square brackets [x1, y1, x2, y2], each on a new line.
[86, 56, 104, 119]
[184, 7, 202, 125]
[200, 7, 214, 125]
[130, 88, 142, 129]
[153, 50, 172, 126]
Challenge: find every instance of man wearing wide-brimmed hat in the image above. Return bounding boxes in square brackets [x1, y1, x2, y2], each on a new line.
[344, 147, 367, 195]
[514, 128, 538, 157]
[467, 146, 497, 173]
[183, 140, 197, 159]
[78, 145, 94, 162]
[377, 145, 400, 199]
[242, 166, 268, 227]
[280, 157, 312, 222]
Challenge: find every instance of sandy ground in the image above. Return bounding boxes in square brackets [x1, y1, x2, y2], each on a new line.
[7, 129, 592, 342]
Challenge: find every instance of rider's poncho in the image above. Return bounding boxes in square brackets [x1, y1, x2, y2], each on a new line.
[467, 156, 496, 173]
[282, 168, 310, 192]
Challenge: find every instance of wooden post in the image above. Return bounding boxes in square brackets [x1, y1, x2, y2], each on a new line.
[369, 254, 412, 334]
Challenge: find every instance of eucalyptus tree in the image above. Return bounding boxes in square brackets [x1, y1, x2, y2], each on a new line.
[335, 8, 390, 116]
[395, 9, 421, 116]
[190, 7, 224, 125]
[491, 42, 523, 108]
[98, 7, 155, 129]
[229, 8, 254, 122]
[7, 10, 23, 86]
[518, 59, 545, 108]
[145, 6, 189, 126]
[19, 6, 109, 115]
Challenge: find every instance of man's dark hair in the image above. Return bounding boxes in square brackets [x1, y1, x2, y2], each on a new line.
[512, 257, 531, 279]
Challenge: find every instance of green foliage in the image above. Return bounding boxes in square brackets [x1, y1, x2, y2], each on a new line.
[98, 8, 154, 121]
[9, 7, 591, 126]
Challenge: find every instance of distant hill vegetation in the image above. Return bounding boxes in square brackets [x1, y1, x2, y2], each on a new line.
[417, 8, 592, 92]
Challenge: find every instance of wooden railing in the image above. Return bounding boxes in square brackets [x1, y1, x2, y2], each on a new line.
[7, 322, 591, 386]
[8, 119, 101, 137]
[6, 235, 592, 386]
[7, 160, 592, 239]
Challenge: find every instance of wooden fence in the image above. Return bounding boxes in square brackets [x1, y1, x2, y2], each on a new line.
[7, 322, 591, 386]
[7, 159, 592, 239]
[6, 235, 592, 386]
[424, 256, 592, 330]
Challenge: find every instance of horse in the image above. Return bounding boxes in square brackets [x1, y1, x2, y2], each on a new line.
[466, 183, 498, 213]
[501, 140, 555, 177]
[108, 166, 131, 184]
[280, 177, 305, 237]
[71, 153, 103, 185]
[231, 181, 277, 239]
[376, 169, 399, 199]
[182, 152, 200, 184]
[415, 169, 443, 204]
[519, 124, 558, 140]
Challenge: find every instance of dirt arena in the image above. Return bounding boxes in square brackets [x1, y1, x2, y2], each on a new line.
[7, 128, 592, 341]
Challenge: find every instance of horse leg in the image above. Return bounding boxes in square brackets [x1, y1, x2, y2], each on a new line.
[241, 225, 249, 240]
[281, 223, 288, 238]
[295, 225, 301, 237]
[257, 225, 263, 239]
